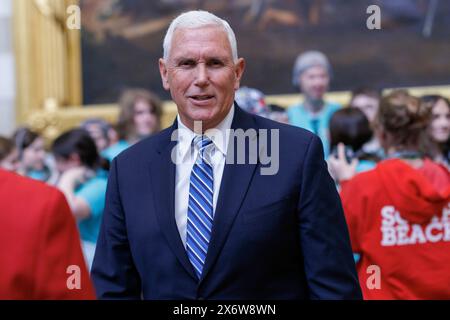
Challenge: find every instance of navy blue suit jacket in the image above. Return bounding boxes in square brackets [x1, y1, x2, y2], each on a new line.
[92, 105, 362, 299]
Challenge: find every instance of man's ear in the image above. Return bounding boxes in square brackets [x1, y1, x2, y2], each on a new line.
[234, 58, 246, 91]
[159, 58, 170, 91]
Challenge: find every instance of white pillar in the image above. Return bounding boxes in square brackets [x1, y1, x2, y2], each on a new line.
[0, 0, 16, 136]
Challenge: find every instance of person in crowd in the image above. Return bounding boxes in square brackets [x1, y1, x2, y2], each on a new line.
[235, 86, 271, 118]
[287, 50, 341, 156]
[0, 136, 19, 171]
[330, 90, 450, 299]
[420, 95, 450, 167]
[102, 88, 163, 162]
[349, 86, 383, 158]
[328, 107, 378, 182]
[350, 86, 381, 124]
[107, 123, 120, 147]
[52, 129, 109, 270]
[13, 127, 57, 183]
[0, 168, 95, 299]
[80, 118, 113, 154]
[268, 103, 290, 124]
[235, 86, 289, 123]
[92, 10, 361, 300]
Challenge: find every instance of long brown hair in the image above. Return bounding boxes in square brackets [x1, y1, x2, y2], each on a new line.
[420, 94, 450, 159]
[0, 136, 15, 161]
[13, 127, 41, 160]
[117, 89, 162, 141]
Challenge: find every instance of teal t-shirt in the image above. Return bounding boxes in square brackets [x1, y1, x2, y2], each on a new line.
[101, 140, 130, 162]
[356, 159, 377, 173]
[287, 101, 341, 157]
[27, 169, 50, 182]
[76, 170, 108, 244]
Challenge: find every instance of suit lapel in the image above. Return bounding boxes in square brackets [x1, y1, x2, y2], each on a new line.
[150, 122, 197, 280]
[150, 106, 260, 283]
[200, 105, 259, 283]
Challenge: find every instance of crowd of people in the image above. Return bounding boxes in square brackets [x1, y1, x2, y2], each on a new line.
[0, 88, 162, 272]
[1, 40, 449, 298]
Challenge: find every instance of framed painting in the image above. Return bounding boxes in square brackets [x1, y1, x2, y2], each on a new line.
[81, 0, 450, 104]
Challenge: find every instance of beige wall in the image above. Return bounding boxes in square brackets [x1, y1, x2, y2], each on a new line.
[0, 0, 15, 136]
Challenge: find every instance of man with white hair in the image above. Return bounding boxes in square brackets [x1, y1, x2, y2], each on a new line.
[92, 10, 361, 300]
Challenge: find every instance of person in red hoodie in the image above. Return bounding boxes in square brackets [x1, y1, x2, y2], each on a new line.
[329, 90, 450, 299]
[0, 169, 95, 299]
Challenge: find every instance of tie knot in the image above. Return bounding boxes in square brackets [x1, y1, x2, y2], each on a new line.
[193, 135, 213, 151]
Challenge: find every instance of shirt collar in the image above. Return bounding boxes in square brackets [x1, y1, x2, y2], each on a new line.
[176, 104, 235, 160]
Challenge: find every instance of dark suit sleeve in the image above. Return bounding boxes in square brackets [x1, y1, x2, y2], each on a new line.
[91, 158, 142, 299]
[298, 135, 362, 299]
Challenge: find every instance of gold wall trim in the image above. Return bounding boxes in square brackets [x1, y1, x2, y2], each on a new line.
[66, 0, 83, 106]
[13, 0, 450, 142]
[14, 0, 82, 127]
[265, 84, 450, 107]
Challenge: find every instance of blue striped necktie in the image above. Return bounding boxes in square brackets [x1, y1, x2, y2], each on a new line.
[186, 135, 214, 279]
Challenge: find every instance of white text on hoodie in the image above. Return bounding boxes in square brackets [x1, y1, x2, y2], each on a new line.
[380, 204, 450, 246]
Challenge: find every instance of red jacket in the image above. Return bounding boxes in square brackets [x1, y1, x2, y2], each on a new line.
[0, 170, 95, 299]
[341, 159, 450, 299]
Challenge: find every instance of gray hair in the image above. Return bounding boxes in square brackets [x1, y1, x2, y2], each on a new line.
[292, 50, 333, 87]
[163, 10, 238, 62]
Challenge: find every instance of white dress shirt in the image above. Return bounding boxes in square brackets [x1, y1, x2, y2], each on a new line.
[174, 105, 235, 248]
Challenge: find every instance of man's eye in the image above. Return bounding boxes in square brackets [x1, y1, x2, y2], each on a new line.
[179, 60, 195, 67]
[208, 59, 224, 67]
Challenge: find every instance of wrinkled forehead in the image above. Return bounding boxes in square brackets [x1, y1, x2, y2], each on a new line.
[169, 26, 233, 58]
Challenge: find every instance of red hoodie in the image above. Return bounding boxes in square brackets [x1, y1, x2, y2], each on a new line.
[341, 159, 450, 300]
[0, 170, 95, 299]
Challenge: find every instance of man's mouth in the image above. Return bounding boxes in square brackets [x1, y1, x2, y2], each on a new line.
[189, 95, 214, 101]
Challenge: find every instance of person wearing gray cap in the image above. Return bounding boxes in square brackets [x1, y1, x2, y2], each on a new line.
[287, 50, 341, 157]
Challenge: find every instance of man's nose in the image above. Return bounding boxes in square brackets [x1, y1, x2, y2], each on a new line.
[194, 64, 209, 87]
